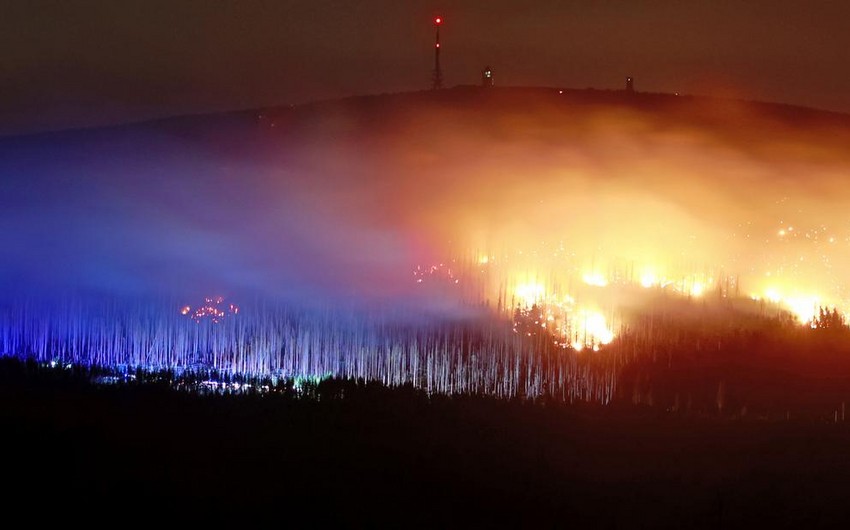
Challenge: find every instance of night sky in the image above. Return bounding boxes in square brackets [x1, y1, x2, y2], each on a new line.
[7, 5, 850, 522]
[4, 1, 850, 135]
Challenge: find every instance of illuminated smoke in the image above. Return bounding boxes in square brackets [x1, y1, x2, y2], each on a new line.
[4, 91, 850, 323]
[364, 90, 850, 327]
[3, 89, 850, 398]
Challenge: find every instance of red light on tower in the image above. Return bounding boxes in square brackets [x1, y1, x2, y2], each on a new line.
[432, 16, 443, 89]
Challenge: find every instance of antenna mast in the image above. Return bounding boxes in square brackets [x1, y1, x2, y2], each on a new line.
[432, 17, 443, 90]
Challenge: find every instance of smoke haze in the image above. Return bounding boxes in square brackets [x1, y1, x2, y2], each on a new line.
[3, 88, 850, 317]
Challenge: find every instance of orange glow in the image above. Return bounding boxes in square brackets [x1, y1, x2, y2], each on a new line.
[257, 91, 850, 332]
[639, 270, 657, 288]
[582, 272, 608, 287]
[514, 281, 544, 307]
[181, 297, 239, 324]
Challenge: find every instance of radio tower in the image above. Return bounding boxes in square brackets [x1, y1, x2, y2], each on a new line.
[432, 16, 443, 90]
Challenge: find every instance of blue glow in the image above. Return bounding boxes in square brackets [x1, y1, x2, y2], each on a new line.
[0, 298, 616, 403]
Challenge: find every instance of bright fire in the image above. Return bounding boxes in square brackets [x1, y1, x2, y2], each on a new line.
[382, 96, 850, 335]
[180, 297, 239, 324]
[506, 279, 615, 351]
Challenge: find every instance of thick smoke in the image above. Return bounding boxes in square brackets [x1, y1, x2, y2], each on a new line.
[2, 89, 850, 317]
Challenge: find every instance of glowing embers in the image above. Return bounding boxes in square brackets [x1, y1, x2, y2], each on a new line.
[582, 272, 608, 287]
[413, 263, 459, 285]
[752, 287, 821, 325]
[514, 281, 545, 307]
[180, 296, 239, 324]
[639, 270, 658, 288]
[785, 296, 820, 325]
[636, 268, 714, 298]
[511, 281, 615, 352]
[689, 281, 705, 297]
[513, 302, 615, 352]
[570, 310, 615, 351]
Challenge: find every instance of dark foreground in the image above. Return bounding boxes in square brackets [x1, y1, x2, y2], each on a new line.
[3, 362, 850, 527]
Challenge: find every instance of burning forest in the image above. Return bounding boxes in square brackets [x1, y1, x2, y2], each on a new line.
[3, 87, 850, 418]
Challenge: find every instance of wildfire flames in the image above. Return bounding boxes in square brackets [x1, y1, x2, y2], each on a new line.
[5, 89, 850, 361]
[382, 92, 850, 340]
[181, 297, 239, 324]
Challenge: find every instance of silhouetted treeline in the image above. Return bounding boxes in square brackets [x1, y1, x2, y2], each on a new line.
[4, 355, 850, 526]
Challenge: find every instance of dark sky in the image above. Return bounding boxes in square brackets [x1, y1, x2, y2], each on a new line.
[3, 1, 850, 135]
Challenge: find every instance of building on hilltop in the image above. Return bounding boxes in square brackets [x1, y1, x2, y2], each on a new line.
[482, 66, 494, 88]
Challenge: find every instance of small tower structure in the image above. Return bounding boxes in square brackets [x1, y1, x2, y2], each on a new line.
[432, 17, 444, 90]
[481, 66, 494, 87]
